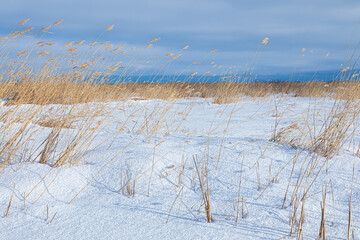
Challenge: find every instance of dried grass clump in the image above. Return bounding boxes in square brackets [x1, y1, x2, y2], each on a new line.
[271, 90, 360, 158]
[194, 155, 213, 223]
[0, 100, 112, 168]
[120, 166, 136, 197]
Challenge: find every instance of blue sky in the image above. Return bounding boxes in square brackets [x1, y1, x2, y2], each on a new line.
[1, 0, 360, 75]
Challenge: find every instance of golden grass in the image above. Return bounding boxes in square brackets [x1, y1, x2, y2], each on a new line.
[1, 20, 360, 239]
[194, 155, 213, 223]
[1, 81, 360, 106]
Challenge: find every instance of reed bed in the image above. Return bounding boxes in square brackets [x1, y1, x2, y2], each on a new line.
[2, 81, 360, 106]
[0, 19, 359, 239]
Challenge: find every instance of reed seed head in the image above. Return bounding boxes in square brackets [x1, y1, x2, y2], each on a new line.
[39, 51, 50, 56]
[17, 51, 28, 57]
[261, 37, 269, 45]
[150, 37, 160, 43]
[52, 20, 63, 26]
[172, 54, 181, 59]
[40, 26, 51, 32]
[19, 19, 30, 25]
[67, 48, 78, 53]
[64, 41, 74, 47]
[105, 25, 114, 31]
[75, 40, 85, 45]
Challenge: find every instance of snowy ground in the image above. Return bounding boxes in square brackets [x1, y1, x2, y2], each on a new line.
[0, 96, 358, 239]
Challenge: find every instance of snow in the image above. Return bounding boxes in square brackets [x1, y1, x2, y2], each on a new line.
[0, 96, 358, 239]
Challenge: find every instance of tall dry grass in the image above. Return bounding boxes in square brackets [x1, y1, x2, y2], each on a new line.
[0, 19, 359, 239]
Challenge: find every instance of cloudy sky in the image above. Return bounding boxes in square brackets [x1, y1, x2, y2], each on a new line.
[0, 0, 359, 75]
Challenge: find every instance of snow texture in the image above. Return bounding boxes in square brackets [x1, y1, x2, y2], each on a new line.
[0, 96, 358, 239]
